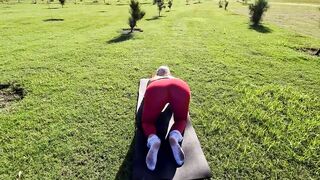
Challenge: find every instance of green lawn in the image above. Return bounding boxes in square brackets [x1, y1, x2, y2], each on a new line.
[0, 1, 319, 179]
[270, 0, 320, 4]
[229, 0, 320, 39]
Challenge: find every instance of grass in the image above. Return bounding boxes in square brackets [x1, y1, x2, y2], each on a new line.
[0, 0, 320, 179]
[229, 0, 320, 39]
[270, 0, 320, 4]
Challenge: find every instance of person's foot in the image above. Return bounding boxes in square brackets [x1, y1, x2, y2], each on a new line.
[169, 130, 184, 166]
[146, 134, 161, 171]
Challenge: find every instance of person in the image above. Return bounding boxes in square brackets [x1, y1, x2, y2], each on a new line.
[142, 66, 191, 171]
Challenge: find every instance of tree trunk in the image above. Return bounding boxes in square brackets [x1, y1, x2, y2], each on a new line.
[316, 49, 320, 56]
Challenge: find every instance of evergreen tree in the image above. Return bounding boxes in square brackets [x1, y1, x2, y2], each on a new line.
[156, 0, 165, 17]
[218, 0, 222, 8]
[168, 0, 172, 10]
[249, 0, 269, 26]
[59, 0, 65, 7]
[128, 0, 145, 33]
[224, 0, 228, 10]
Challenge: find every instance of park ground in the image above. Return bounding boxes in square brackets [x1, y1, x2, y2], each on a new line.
[0, 0, 319, 179]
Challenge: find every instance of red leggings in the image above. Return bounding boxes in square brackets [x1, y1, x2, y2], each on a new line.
[142, 78, 191, 137]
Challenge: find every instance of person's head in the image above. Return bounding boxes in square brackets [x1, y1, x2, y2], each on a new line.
[156, 66, 171, 76]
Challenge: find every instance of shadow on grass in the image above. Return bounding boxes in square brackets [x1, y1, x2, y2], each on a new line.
[115, 99, 142, 179]
[107, 33, 133, 44]
[43, 18, 64, 22]
[146, 16, 165, 21]
[115, 135, 136, 180]
[47, 7, 59, 9]
[249, 24, 272, 33]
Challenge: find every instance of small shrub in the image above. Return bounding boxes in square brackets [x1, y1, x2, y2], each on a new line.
[168, 0, 172, 10]
[224, 0, 228, 10]
[249, 0, 269, 26]
[128, 0, 145, 33]
[156, 0, 165, 16]
[59, 0, 65, 7]
[218, 0, 222, 8]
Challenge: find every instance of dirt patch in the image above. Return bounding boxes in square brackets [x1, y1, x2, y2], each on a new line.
[297, 47, 320, 57]
[0, 83, 26, 108]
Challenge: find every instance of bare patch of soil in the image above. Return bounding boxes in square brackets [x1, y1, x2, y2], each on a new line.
[297, 47, 320, 56]
[0, 83, 26, 108]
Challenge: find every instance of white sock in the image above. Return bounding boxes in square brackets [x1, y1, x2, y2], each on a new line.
[169, 130, 184, 166]
[146, 134, 161, 171]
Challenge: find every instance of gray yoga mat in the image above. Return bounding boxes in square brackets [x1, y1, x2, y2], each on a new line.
[133, 79, 212, 180]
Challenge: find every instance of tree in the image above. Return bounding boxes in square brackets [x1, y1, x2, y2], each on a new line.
[128, 0, 145, 33]
[249, 0, 269, 26]
[59, 0, 65, 7]
[168, 0, 172, 10]
[224, 0, 228, 10]
[218, 0, 222, 8]
[156, 0, 165, 16]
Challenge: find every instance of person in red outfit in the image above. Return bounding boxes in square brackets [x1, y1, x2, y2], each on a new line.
[142, 66, 191, 171]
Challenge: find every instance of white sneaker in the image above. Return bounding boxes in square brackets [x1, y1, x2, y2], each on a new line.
[146, 134, 161, 171]
[169, 130, 184, 166]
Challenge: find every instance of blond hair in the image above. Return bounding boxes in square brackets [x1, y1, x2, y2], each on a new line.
[156, 66, 171, 76]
